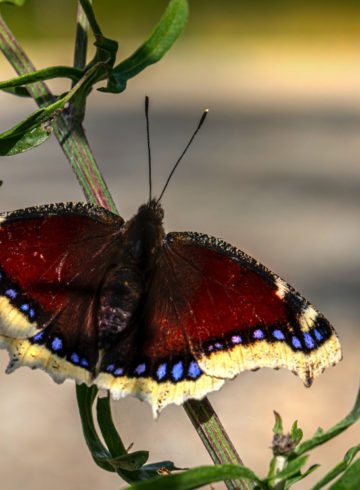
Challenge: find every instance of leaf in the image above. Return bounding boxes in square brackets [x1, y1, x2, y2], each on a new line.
[311, 444, 360, 490]
[0, 67, 82, 95]
[126, 464, 265, 490]
[284, 464, 319, 489]
[0, 60, 105, 155]
[96, 395, 127, 458]
[273, 411, 283, 434]
[108, 451, 149, 471]
[296, 385, 360, 455]
[291, 421, 303, 445]
[328, 459, 360, 490]
[99, 0, 188, 93]
[0, 86, 30, 97]
[75, 384, 114, 472]
[0, 124, 53, 155]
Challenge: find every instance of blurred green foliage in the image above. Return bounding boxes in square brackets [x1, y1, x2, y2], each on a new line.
[1, 0, 360, 43]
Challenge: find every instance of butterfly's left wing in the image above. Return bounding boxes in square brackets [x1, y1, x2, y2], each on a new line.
[0, 202, 123, 385]
[96, 231, 341, 416]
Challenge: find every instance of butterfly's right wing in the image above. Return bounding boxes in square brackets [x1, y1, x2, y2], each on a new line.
[96, 231, 341, 417]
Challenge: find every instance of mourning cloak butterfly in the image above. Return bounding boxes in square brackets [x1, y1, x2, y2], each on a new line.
[0, 199, 341, 416]
[0, 100, 342, 416]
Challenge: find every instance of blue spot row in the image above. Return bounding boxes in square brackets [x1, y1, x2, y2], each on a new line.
[67, 351, 89, 368]
[69, 352, 88, 367]
[71, 353, 80, 364]
[31, 332, 90, 369]
[214, 320, 329, 355]
[105, 359, 203, 383]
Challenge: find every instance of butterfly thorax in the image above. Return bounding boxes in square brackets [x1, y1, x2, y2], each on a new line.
[97, 200, 165, 348]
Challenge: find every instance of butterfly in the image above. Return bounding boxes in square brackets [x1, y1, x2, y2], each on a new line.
[0, 198, 342, 417]
[0, 102, 342, 417]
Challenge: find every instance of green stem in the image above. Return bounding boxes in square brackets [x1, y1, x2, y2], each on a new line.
[184, 398, 253, 490]
[0, 11, 117, 213]
[79, 0, 103, 38]
[73, 1, 89, 71]
[69, 0, 90, 122]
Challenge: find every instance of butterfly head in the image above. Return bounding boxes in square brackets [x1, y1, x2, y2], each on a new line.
[138, 199, 164, 223]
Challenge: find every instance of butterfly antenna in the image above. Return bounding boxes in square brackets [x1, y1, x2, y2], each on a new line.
[157, 109, 209, 203]
[145, 96, 153, 203]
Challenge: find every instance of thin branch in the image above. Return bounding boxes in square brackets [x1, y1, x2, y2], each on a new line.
[185, 397, 253, 490]
[0, 11, 117, 212]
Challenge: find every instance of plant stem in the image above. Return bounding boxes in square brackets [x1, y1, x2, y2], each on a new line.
[184, 397, 253, 490]
[0, 8, 250, 489]
[69, 0, 90, 122]
[0, 11, 117, 213]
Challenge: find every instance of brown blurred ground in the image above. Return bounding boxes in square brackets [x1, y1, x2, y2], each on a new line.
[0, 33, 360, 490]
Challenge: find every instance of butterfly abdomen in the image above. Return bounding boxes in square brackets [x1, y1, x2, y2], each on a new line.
[97, 266, 143, 348]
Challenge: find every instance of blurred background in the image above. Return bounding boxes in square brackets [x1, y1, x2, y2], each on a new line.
[0, 1, 359, 489]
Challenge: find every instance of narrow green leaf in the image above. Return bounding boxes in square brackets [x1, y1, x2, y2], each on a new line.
[75, 384, 114, 472]
[273, 411, 283, 435]
[0, 86, 32, 97]
[0, 60, 105, 155]
[284, 464, 319, 489]
[328, 459, 360, 490]
[0, 124, 52, 155]
[0, 66, 82, 93]
[311, 444, 360, 490]
[290, 421, 303, 445]
[344, 444, 360, 464]
[297, 385, 360, 455]
[126, 464, 264, 490]
[96, 395, 127, 457]
[99, 0, 188, 93]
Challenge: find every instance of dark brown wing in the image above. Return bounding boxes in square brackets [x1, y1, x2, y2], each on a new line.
[0, 202, 123, 385]
[96, 231, 341, 416]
